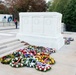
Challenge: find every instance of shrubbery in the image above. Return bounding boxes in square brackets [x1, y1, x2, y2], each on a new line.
[48, 0, 76, 32]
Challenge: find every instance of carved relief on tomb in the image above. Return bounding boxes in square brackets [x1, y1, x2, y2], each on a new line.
[32, 16, 43, 35]
[22, 16, 32, 33]
[43, 17, 53, 36]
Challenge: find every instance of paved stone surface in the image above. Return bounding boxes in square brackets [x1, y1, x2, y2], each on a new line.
[0, 22, 19, 30]
[0, 29, 19, 40]
[0, 31, 76, 75]
[0, 26, 17, 30]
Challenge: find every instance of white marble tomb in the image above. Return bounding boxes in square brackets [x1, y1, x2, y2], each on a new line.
[17, 12, 64, 50]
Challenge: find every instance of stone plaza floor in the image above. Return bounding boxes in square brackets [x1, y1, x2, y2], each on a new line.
[0, 30, 76, 75]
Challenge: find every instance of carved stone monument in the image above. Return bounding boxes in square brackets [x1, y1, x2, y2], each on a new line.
[17, 12, 64, 50]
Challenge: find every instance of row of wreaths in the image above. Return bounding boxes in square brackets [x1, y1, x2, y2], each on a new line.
[0, 45, 56, 72]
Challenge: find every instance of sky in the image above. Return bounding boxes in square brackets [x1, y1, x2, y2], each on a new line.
[46, 0, 50, 2]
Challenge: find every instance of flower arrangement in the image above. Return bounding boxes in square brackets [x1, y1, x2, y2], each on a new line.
[10, 57, 26, 68]
[0, 45, 56, 72]
[35, 61, 51, 72]
[0, 54, 14, 64]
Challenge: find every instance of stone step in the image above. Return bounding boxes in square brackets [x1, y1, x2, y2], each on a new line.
[0, 38, 19, 46]
[0, 26, 16, 30]
[0, 43, 24, 55]
[0, 38, 28, 57]
[0, 45, 26, 57]
[0, 41, 21, 50]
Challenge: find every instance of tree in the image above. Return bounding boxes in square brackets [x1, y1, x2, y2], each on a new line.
[48, 0, 76, 32]
[5, 0, 47, 12]
[0, 4, 9, 14]
[63, 0, 76, 31]
[5, 0, 47, 19]
[7, 7, 18, 20]
[49, 0, 71, 14]
[46, 1, 52, 11]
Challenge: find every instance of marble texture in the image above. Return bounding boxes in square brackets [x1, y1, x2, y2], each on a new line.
[17, 12, 64, 50]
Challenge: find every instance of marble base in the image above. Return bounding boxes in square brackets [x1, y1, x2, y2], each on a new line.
[17, 33, 64, 50]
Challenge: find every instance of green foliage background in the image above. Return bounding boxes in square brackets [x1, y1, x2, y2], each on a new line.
[49, 0, 76, 32]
